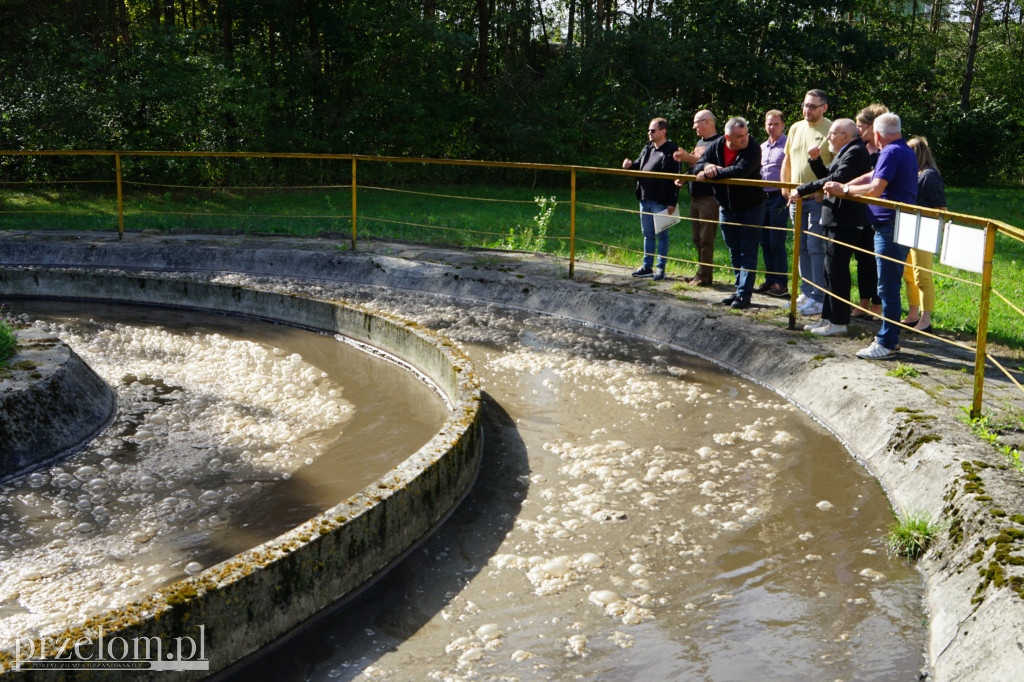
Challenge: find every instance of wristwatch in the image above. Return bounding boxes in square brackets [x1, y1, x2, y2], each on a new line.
[842, 184, 850, 195]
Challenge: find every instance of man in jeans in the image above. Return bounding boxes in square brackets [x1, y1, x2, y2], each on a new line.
[622, 117, 680, 281]
[782, 89, 833, 316]
[694, 117, 764, 309]
[825, 112, 917, 359]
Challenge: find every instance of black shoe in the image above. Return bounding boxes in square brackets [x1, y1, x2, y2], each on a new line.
[652, 267, 666, 281]
[632, 266, 654, 278]
[731, 298, 752, 310]
[721, 295, 738, 305]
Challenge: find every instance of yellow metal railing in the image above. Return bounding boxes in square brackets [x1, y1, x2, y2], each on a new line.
[0, 149, 1021, 418]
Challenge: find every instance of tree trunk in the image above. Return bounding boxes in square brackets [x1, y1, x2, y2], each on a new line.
[220, 0, 233, 54]
[567, 0, 575, 46]
[930, 0, 943, 34]
[475, 0, 492, 92]
[960, 0, 985, 109]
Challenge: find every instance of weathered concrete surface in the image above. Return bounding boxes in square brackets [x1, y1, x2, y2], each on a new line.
[2, 232, 1024, 680]
[0, 327, 114, 475]
[0, 268, 483, 680]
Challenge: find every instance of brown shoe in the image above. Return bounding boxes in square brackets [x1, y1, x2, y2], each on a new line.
[766, 284, 789, 298]
[752, 282, 772, 293]
[690, 276, 713, 287]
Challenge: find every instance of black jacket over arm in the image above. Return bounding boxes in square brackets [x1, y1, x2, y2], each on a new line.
[702, 136, 763, 212]
[633, 141, 681, 207]
[796, 138, 872, 228]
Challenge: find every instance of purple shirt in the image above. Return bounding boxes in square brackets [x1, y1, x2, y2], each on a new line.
[760, 134, 786, 192]
[869, 137, 918, 224]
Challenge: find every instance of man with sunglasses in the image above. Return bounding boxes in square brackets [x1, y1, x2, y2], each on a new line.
[782, 89, 833, 317]
[622, 118, 680, 281]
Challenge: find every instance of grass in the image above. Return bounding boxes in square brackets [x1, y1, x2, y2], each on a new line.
[958, 406, 1024, 473]
[1, 178, 1023, 348]
[0, 306, 17, 368]
[887, 362, 922, 378]
[886, 509, 943, 560]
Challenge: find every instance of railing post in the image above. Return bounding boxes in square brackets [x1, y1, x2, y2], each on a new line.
[569, 168, 577, 280]
[115, 153, 124, 241]
[971, 221, 998, 418]
[788, 194, 802, 330]
[350, 156, 358, 251]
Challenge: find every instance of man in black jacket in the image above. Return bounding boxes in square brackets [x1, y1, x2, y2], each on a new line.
[790, 118, 872, 336]
[694, 116, 764, 309]
[622, 118, 680, 281]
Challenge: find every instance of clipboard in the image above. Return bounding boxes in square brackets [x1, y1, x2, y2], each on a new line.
[653, 209, 680, 234]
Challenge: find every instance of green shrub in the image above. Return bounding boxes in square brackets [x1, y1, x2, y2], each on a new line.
[0, 309, 17, 368]
[886, 509, 942, 560]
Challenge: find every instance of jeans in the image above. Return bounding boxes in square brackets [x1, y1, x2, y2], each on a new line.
[640, 199, 669, 269]
[873, 221, 910, 350]
[760, 191, 789, 287]
[720, 204, 764, 300]
[791, 198, 826, 303]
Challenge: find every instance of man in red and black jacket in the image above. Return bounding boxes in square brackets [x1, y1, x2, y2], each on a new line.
[694, 116, 764, 309]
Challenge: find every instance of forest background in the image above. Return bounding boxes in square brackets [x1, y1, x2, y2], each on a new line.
[0, 0, 1021, 187]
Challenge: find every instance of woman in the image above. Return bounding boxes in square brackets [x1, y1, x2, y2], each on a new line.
[904, 136, 946, 332]
[850, 104, 888, 319]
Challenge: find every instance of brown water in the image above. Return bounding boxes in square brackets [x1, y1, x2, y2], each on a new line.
[223, 289, 928, 682]
[0, 299, 447, 647]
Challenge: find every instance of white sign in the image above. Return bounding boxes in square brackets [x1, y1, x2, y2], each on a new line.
[940, 223, 987, 273]
[895, 209, 943, 253]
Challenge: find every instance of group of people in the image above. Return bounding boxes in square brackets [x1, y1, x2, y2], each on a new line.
[623, 89, 947, 360]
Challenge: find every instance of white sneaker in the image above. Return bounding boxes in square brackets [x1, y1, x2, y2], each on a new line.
[799, 300, 823, 316]
[804, 319, 828, 331]
[811, 322, 848, 336]
[856, 340, 899, 359]
[796, 294, 809, 306]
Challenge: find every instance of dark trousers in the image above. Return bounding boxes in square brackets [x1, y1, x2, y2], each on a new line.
[720, 204, 764, 300]
[689, 194, 719, 281]
[822, 224, 859, 325]
[852, 224, 880, 304]
[759, 191, 789, 287]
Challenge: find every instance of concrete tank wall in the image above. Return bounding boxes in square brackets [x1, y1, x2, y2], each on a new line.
[0, 270, 482, 679]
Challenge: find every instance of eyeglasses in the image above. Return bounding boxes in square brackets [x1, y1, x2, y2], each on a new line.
[693, 118, 711, 124]
[827, 131, 846, 137]
[801, 103, 824, 110]
[647, 129, 660, 133]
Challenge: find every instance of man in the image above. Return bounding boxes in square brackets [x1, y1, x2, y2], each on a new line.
[754, 110, 789, 297]
[694, 116, 764, 309]
[824, 112, 917, 359]
[622, 117, 680, 281]
[782, 89, 833, 316]
[673, 110, 721, 286]
[791, 119, 872, 336]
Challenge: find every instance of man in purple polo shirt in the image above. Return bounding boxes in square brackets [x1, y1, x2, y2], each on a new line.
[824, 112, 917, 359]
[754, 109, 789, 297]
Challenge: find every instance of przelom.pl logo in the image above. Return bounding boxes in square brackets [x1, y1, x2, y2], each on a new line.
[14, 625, 208, 671]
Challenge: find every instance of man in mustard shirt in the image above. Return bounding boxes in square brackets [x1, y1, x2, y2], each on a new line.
[782, 89, 832, 316]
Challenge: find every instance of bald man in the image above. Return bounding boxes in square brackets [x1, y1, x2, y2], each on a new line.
[790, 118, 872, 336]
